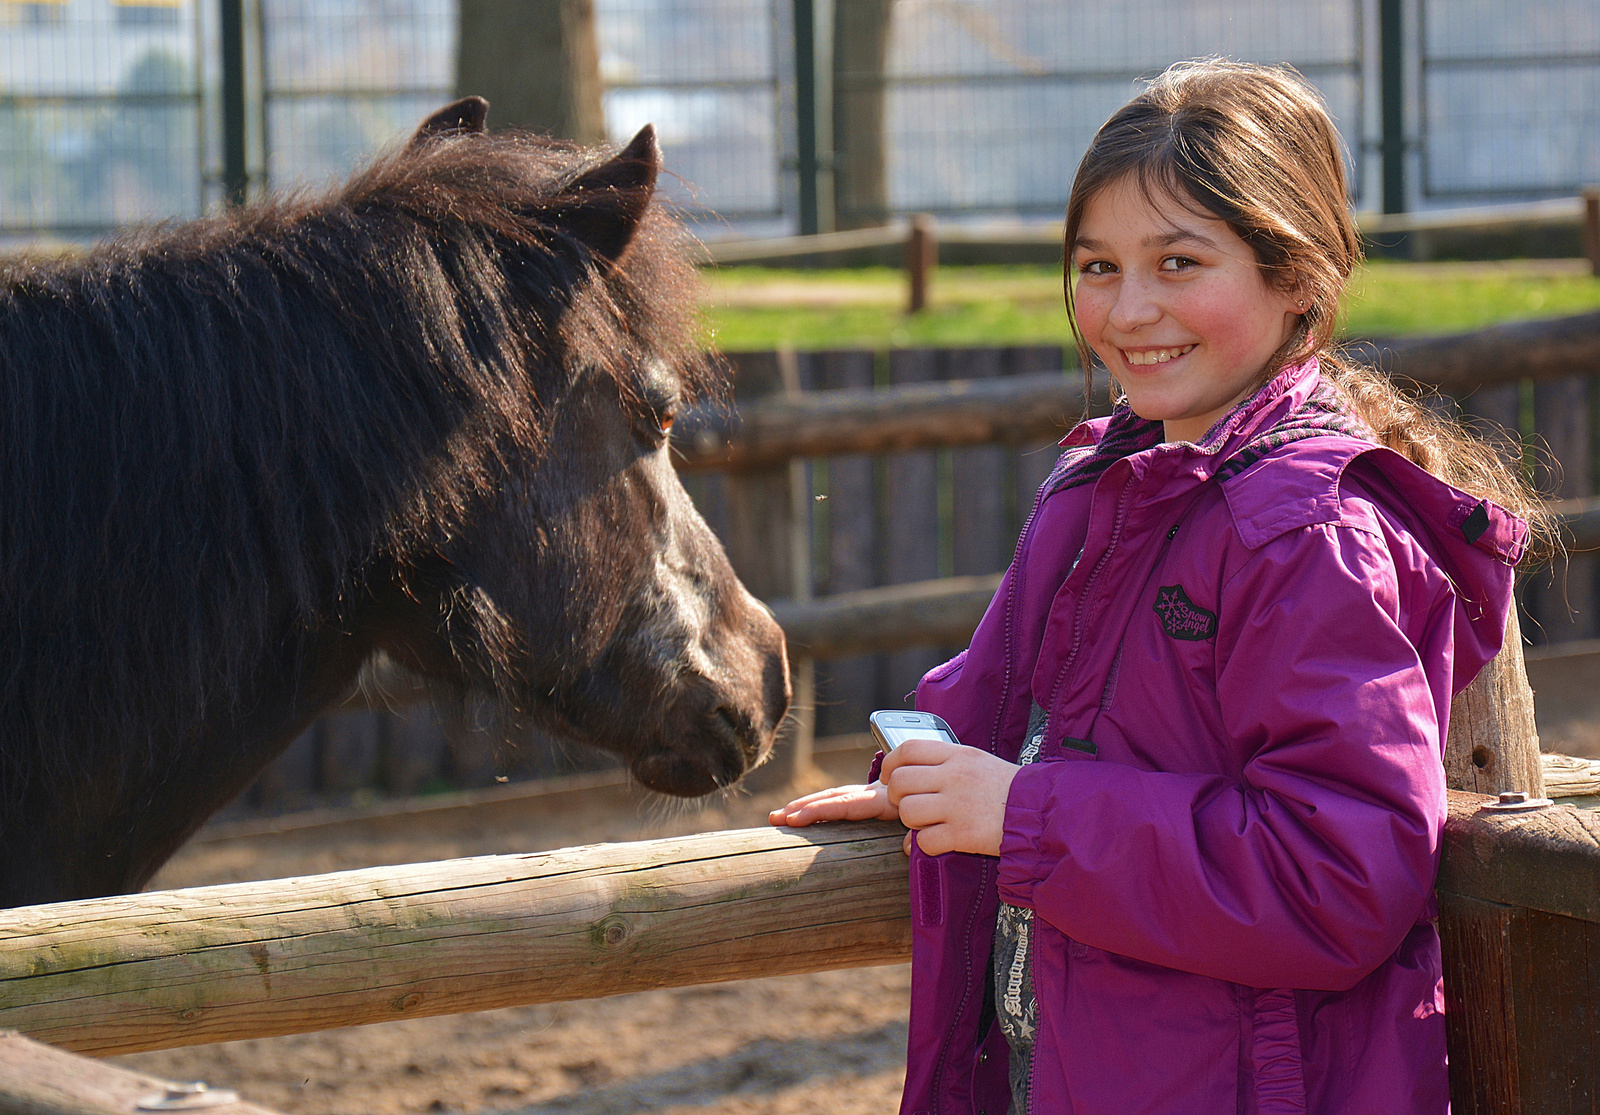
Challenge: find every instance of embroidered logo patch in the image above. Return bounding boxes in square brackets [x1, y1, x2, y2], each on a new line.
[1153, 584, 1217, 641]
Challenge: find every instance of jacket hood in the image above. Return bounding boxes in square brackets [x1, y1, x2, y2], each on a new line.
[1065, 357, 1526, 693]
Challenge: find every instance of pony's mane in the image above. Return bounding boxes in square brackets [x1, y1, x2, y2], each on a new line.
[0, 131, 710, 803]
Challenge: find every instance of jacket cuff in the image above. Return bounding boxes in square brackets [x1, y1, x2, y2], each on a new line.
[866, 750, 885, 784]
[997, 760, 1056, 908]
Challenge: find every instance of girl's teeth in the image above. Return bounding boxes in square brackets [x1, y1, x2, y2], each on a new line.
[1125, 345, 1193, 366]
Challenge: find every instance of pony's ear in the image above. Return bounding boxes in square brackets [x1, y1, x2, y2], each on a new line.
[557, 124, 660, 264]
[408, 96, 489, 149]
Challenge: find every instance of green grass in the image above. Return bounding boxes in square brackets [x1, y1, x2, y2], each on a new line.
[700, 260, 1600, 352]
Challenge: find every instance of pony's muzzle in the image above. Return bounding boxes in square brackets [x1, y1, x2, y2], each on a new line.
[631, 602, 790, 796]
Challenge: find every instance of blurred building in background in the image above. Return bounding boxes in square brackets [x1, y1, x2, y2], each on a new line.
[0, 0, 1596, 245]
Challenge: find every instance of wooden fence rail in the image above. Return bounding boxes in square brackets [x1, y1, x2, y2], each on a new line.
[1, 795, 1596, 1113]
[0, 1031, 285, 1115]
[0, 822, 909, 1056]
[675, 313, 1600, 472]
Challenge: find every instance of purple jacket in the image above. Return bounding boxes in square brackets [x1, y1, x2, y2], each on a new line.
[898, 359, 1525, 1115]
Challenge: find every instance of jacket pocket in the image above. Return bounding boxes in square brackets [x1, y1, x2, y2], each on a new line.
[921, 648, 967, 687]
[910, 843, 945, 928]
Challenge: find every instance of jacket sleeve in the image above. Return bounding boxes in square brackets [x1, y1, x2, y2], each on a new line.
[996, 520, 1462, 992]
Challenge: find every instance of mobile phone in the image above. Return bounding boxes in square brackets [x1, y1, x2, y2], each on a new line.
[868, 710, 962, 752]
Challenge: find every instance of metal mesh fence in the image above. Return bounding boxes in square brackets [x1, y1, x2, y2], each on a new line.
[0, 0, 202, 241]
[598, 0, 784, 224]
[2, 0, 1598, 243]
[1420, 0, 1600, 201]
[260, 0, 454, 193]
[871, 0, 1366, 218]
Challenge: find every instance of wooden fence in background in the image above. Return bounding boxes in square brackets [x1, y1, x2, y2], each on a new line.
[235, 311, 1600, 808]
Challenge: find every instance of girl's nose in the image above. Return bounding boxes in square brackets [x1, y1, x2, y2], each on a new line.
[1107, 276, 1162, 333]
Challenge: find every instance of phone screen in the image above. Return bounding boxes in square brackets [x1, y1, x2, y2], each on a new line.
[871, 712, 961, 751]
[877, 723, 959, 750]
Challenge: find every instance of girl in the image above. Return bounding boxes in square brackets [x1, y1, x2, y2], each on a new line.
[770, 60, 1540, 1115]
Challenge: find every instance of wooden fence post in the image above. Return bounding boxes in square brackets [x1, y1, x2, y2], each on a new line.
[1583, 187, 1599, 279]
[1439, 600, 1557, 1115]
[906, 215, 936, 313]
[1436, 795, 1600, 1115]
[883, 349, 947, 709]
[809, 350, 882, 740]
[1445, 594, 1545, 799]
[721, 350, 814, 789]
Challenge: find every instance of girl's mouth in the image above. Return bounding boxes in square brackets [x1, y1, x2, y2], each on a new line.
[1121, 344, 1196, 366]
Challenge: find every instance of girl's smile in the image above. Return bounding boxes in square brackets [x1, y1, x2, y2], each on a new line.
[1071, 176, 1303, 443]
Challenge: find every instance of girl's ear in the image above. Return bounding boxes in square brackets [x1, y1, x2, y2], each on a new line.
[1285, 277, 1314, 316]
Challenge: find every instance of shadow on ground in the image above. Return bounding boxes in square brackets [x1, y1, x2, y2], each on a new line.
[500, 1022, 908, 1115]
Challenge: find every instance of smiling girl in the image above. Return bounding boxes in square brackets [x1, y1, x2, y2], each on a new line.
[771, 60, 1544, 1115]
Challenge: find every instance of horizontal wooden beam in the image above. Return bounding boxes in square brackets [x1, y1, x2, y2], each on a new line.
[1340, 310, 1600, 396]
[672, 370, 1104, 473]
[671, 314, 1600, 472]
[1, 797, 1597, 1057]
[1553, 494, 1600, 553]
[0, 821, 911, 1057]
[1438, 791, 1600, 924]
[769, 573, 1003, 657]
[0, 1030, 283, 1115]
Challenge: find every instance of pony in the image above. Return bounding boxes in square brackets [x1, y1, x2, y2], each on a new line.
[0, 98, 790, 907]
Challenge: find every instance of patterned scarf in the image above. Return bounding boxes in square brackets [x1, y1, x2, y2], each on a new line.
[1044, 367, 1371, 496]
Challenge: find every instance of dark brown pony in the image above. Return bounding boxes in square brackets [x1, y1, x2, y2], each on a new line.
[0, 98, 789, 907]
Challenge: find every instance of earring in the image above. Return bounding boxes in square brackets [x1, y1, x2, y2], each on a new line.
[1296, 299, 1308, 311]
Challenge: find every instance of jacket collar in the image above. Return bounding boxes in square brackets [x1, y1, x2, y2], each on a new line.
[1052, 357, 1357, 492]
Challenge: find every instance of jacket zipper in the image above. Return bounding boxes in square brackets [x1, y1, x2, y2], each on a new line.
[1045, 473, 1134, 718]
[928, 454, 1065, 1114]
[1020, 474, 1134, 1115]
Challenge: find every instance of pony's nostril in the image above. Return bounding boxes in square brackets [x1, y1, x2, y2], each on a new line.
[710, 704, 761, 762]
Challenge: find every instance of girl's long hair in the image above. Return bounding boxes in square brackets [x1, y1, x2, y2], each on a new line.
[1062, 59, 1548, 548]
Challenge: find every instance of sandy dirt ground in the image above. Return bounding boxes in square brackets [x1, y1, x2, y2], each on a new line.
[115, 749, 913, 1115]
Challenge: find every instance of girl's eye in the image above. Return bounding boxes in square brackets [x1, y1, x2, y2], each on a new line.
[1160, 256, 1199, 272]
[1080, 259, 1116, 275]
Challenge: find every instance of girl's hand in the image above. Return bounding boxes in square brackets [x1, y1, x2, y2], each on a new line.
[881, 738, 1020, 857]
[768, 782, 896, 828]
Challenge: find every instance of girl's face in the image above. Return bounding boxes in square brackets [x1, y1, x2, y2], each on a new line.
[1070, 176, 1303, 443]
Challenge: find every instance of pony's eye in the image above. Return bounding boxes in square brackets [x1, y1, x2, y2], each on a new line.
[660, 409, 676, 433]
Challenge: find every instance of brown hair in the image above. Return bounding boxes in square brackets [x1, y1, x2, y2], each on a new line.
[1062, 58, 1546, 545]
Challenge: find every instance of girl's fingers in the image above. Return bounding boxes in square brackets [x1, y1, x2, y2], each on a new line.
[892, 789, 948, 831]
[881, 762, 950, 806]
[909, 821, 954, 857]
[879, 737, 960, 779]
[768, 783, 891, 826]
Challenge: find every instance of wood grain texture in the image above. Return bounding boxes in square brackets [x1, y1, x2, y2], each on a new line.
[1439, 893, 1600, 1115]
[770, 574, 1002, 657]
[1440, 892, 1521, 1115]
[1446, 602, 1545, 798]
[719, 351, 812, 788]
[883, 349, 946, 707]
[0, 1030, 284, 1115]
[1439, 790, 1600, 924]
[1348, 310, 1600, 395]
[0, 822, 911, 1057]
[1540, 752, 1600, 797]
[673, 370, 1087, 472]
[806, 350, 882, 737]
